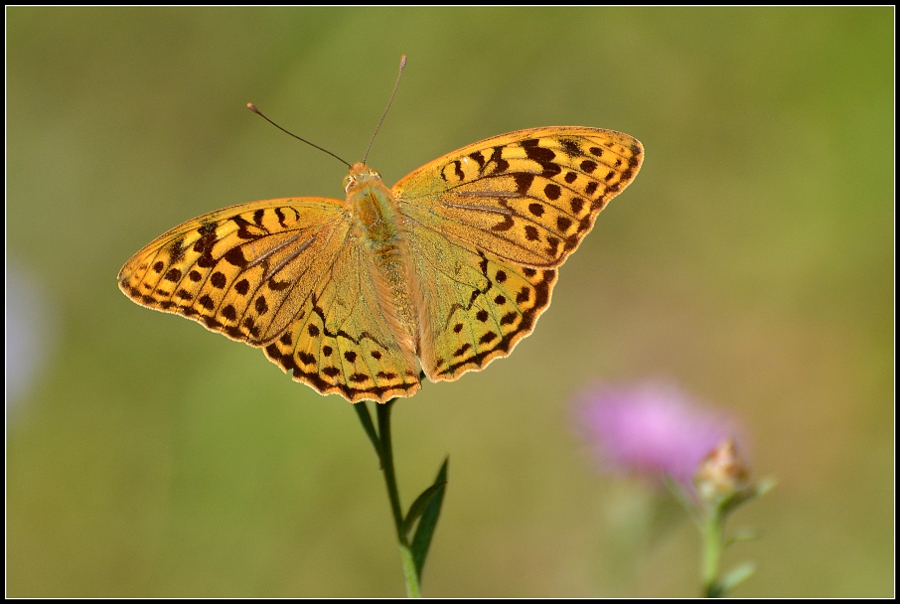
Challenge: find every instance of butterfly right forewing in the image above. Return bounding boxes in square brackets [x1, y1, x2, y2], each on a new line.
[118, 198, 349, 344]
[393, 127, 643, 269]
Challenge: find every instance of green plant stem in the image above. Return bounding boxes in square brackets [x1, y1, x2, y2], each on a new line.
[399, 544, 421, 598]
[356, 399, 422, 597]
[703, 512, 724, 597]
[376, 400, 406, 540]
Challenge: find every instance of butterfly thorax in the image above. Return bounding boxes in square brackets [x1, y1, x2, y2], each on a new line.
[345, 163, 396, 243]
[345, 162, 421, 357]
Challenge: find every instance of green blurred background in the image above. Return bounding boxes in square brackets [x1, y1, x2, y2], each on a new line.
[7, 7, 893, 597]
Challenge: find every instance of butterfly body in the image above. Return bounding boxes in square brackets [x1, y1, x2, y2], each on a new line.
[119, 127, 643, 402]
[345, 162, 421, 368]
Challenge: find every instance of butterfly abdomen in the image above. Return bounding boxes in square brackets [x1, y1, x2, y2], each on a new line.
[369, 239, 420, 353]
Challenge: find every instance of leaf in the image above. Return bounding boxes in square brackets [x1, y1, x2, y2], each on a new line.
[719, 478, 777, 518]
[410, 457, 449, 580]
[720, 562, 757, 594]
[402, 481, 448, 539]
[725, 528, 760, 547]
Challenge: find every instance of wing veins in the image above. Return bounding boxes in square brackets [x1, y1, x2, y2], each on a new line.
[248, 230, 315, 275]
[409, 238, 520, 348]
[445, 171, 601, 216]
[446, 189, 580, 221]
[452, 191, 521, 200]
[404, 210, 557, 266]
[144, 233, 215, 303]
[260, 220, 350, 340]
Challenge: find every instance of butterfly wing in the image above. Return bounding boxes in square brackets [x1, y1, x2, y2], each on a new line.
[392, 127, 643, 381]
[118, 198, 420, 402]
[261, 234, 422, 402]
[403, 226, 559, 382]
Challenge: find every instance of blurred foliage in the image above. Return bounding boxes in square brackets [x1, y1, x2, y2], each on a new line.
[7, 7, 892, 597]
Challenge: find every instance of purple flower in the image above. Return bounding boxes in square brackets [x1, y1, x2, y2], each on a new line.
[576, 382, 743, 488]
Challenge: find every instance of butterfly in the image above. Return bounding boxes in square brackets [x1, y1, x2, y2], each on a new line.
[118, 126, 643, 402]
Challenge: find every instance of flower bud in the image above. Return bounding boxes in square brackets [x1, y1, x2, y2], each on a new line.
[693, 439, 750, 504]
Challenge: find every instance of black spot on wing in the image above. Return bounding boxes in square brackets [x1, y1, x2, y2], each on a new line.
[514, 173, 534, 196]
[560, 139, 581, 157]
[438, 269, 557, 378]
[488, 146, 510, 174]
[231, 215, 257, 239]
[454, 160, 464, 181]
[224, 247, 247, 268]
[210, 272, 226, 289]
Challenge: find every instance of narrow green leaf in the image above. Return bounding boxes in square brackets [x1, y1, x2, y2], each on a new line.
[720, 562, 756, 594]
[410, 457, 449, 580]
[755, 477, 778, 497]
[402, 481, 447, 539]
[724, 528, 760, 547]
[353, 402, 382, 463]
[719, 478, 776, 518]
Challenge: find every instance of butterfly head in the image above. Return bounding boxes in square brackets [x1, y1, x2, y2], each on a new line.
[344, 163, 384, 194]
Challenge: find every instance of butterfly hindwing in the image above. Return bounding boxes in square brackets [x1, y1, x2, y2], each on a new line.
[262, 236, 421, 402]
[407, 224, 557, 381]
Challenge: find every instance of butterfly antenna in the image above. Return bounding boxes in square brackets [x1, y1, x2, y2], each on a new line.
[363, 55, 407, 165]
[247, 103, 351, 168]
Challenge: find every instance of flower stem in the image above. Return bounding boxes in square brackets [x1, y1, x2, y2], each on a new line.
[355, 399, 422, 597]
[399, 544, 421, 598]
[376, 400, 405, 538]
[702, 511, 724, 597]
